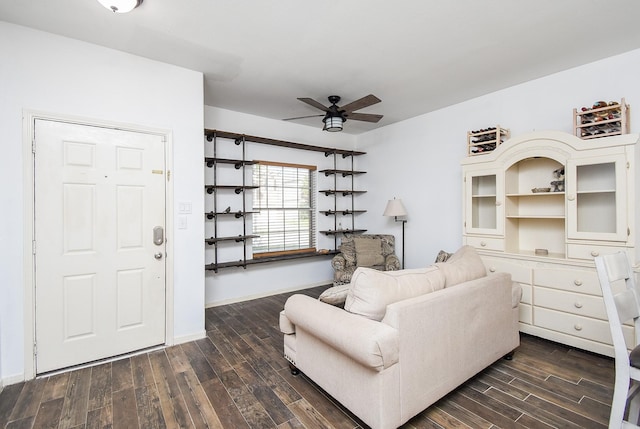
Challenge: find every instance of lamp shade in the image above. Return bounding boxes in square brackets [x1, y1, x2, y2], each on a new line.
[323, 115, 343, 132]
[383, 198, 407, 217]
[97, 0, 143, 13]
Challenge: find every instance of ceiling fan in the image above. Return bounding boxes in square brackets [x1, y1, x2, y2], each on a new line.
[284, 94, 383, 132]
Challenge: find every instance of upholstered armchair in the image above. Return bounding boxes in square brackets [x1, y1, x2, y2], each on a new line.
[331, 234, 401, 286]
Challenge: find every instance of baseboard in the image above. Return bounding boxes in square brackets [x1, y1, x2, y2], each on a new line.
[2, 373, 25, 388]
[173, 330, 206, 345]
[205, 280, 331, 308]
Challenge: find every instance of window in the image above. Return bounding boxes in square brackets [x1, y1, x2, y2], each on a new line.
[252, 161, 316, 256]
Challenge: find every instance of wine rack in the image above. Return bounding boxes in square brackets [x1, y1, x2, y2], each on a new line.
[467, 126, 510, 156]
[573, 98, 630, 139]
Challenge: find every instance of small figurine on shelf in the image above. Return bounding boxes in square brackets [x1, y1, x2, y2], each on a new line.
[550, 168, 564, 192]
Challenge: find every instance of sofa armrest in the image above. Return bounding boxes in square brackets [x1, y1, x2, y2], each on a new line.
[284, 294, 399, 371]
[385, 254, 401, 271]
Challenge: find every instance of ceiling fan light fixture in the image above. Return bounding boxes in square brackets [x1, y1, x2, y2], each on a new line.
[323, 115, 343, 132]
[97, 0, 143, 13]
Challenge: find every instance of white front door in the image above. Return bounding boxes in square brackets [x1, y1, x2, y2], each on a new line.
[34, 119, 167, 374]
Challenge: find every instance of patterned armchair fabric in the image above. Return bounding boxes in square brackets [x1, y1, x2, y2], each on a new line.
[331, 234, 401, 286]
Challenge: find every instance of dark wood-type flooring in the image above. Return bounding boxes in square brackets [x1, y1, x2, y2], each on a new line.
[0, 285, 616, 428]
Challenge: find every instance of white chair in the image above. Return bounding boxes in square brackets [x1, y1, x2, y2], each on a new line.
[595, 252, 640, 428]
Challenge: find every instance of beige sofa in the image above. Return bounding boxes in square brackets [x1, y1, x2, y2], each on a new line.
[280, 246, 521, 429]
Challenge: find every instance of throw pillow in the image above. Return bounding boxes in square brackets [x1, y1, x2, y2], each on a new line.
[435, 245, 486, 287]
[339, 237, 357, 266]
[354, 237, 384, 267]
[344, 266, 446, 321]
[434, 249, 453, 263]
[318, 284, 350, 306]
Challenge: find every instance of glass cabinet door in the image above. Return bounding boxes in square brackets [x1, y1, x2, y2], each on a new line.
[566, 154, 627, 242]
[464, 171, 504, 236]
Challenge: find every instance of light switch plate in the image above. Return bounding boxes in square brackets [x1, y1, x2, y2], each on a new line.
[178, 201, 192, 214]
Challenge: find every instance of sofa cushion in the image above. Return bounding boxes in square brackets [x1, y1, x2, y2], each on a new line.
[354, 237, 384, 267]
[318, 284, 350, 306]
[435, 245, 486, 287]
[344, 266, 446, 321]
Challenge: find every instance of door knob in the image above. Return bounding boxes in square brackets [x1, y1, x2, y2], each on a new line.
[154, 252, 163, 260]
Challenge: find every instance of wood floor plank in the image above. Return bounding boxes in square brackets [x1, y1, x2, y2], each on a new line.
[112, 387, 140, 428]
[41, 373, 70, 402]
[148, 350, 192, 429]
[0, 383, 25, 428]
[134, 386, 167, 429]
[32, 397, 64, 429]
[207, 329, 247, 367]
[175, 369, 224, 429]
[525, 393, 606, 429]
[434, 396, 493, 428]
[58, 367, 92, 429]
[111, 358, 134, 393]
[234, 361, 294, 425]
[483, 384, 585, 429]
[578, 377, 614, 405]
[281, 370, 360, 429]
[8, 376, 46, 422]
[166, 345, 192, 374]
[131, 353, 156, 389]
[5, 416, 34, 429]
[422, 405, 471, 429]
[195, 336, 234, 376]
[88, 363, 112, 411]
[85, 405, 112, 429]
[287, 398, 338, 429]
[240, 350, 301, 405]
[218, 368, 275, 428]
[200, 377, 251, 429]
[180, 341, 217, 383]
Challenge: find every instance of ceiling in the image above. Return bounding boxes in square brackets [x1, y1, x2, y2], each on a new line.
[3, 1, 640, 134]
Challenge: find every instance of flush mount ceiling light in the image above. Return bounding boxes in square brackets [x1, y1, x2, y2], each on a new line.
[97, 0, 143, 13]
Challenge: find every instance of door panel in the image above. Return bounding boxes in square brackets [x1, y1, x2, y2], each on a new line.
[34, 119, 166, 373]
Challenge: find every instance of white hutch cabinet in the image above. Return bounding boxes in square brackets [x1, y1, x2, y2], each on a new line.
[461, 131, 639, 357]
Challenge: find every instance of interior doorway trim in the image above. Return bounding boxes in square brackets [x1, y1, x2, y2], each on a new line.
[22, 110, 175, 380]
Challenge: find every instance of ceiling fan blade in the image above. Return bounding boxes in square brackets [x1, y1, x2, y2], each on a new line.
[297, 98, 330, 112]
[340, 94, 381, 113]
[344, 112, 384, 123]
[282, 114, 324, 121]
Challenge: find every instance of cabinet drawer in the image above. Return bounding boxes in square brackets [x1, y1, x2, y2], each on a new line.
[482, 258, 531, 284]
[534, 267, 601, 296]
[567, 244, 628, 261]
[534, 287, 606, 320]
[465, 236, 504, 252]
[534, 307, 633, 346]
[520, 303, 532, 325]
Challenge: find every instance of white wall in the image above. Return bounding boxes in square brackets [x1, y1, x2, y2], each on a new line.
[204, 107, 357, 305]
[357, 49, 640, 269]
[0, 22, 205, 383]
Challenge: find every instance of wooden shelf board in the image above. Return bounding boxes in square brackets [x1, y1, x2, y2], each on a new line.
[205, 129, 366, 156]
[506, 215, 565, 219]
[205, 250, 339, 271]
[506, 192, 565, 197]
[319, 229, 367, 235]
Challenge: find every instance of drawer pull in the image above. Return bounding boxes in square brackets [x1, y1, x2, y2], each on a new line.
[574, 324, 583, 331]
[489, 267, 496, 273]
[480, 241, 487, 247]
[574, 280, 583, 286]
[496, 201, 502, 206]
[590, 250, 599, 257]
[568, 195, 575, 201]
[574, 302, 583, 309]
